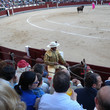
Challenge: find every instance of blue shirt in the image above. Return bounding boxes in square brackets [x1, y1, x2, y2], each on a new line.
[21, 89, 37, 110]
[33, 87, 45, 98]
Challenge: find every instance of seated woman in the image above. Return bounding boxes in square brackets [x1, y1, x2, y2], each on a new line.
[14, 71, 39, 110]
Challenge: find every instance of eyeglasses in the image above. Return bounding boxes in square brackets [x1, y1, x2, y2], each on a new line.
[33, 81, 39, 84]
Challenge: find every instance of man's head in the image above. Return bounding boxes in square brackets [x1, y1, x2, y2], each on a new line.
[51, 47, 57, 51]
[95, 86, 110, 110]
[47, 41, 60, 51]
[33, 64, 44, 75]
[84, 72, 102, 90]
[0, 60, 7, 70]
[53, 70, 70, 93]
[0, 65, 15, 81]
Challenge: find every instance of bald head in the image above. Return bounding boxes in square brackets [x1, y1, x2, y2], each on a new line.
[95, 86, 110, 110]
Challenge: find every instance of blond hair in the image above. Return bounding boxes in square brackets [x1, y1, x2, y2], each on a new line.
[0, 79, 26, 110]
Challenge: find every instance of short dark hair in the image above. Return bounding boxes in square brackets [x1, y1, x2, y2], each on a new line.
[0, 60, 7, 71]
[0, 65, 15, 81]
[53, 71, 70, 93]
[33, 64, 44, 75]
[84, 72, 99, 88]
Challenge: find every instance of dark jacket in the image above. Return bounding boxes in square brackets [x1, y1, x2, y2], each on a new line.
[104, 80, 110, 86]
[75, 87, 97, 110]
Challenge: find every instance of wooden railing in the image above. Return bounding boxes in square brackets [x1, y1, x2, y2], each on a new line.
[0, 45, 110, 82]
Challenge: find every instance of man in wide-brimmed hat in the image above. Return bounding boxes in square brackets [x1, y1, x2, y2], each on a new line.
[44, 41, 69, 78]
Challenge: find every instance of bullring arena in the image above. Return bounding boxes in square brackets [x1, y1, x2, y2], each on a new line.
[0, 5, 110, 67]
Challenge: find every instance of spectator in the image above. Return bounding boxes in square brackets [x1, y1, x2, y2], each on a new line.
[71, 78, 83, 90]
[38, 70, 82, 110]
[0, 79, 26, 110]
[61, 68, 83, 90]
[0, 65, 16, 88]
[75, 72, 103, 110]
[94, 86, 110, 110]
[16, 59, 31, 83]
[32, 63, 49, 93]
[33, 73, 45, 98]
[49, 68, 83, 94]
[32, 63, 48, 84]
[0, 60, 7, 72]
[44, 41, 69, 77]
[104, 77, 110, 86]
[14, 71, 39, 110]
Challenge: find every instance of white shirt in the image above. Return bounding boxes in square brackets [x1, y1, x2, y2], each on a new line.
[38, 92, 82, 110]
[41, 82, 49, 93]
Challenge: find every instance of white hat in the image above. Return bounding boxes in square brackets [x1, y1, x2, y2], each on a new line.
[47, 42, 60, 48]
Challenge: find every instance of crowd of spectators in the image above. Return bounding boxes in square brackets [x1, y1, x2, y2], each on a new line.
[0, 0, 96, 9]
[0, 41, 110, 110]
[0, 58, 110, 110]
[0, 0, 46, 8]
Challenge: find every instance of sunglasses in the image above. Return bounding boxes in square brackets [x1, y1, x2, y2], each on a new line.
[33, 81, 39, 84]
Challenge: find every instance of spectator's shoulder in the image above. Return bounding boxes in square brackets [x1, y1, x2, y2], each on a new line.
[74, 87, 83, 92]
[105, 80, 110, 86]
[41, 93, 51, 99]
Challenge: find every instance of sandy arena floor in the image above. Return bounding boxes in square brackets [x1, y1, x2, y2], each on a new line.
[0, 5, 110, 67]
